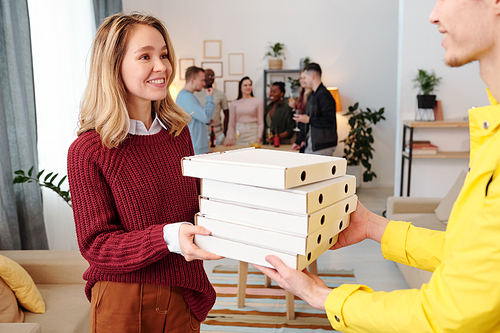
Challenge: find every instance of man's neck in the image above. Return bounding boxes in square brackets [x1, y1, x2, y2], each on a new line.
[480, 59, 500, 103]
[184, 83, 195, 93]
[312, 81, 322, 92]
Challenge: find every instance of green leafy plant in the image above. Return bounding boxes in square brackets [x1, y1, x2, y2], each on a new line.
[288, 76, 300, 90]
[13, 167, 71, 207]
[300, 56, 311, 68]
[412, 69, 442, 95]
[264, 42, 286, 59]
[341, 103, 386, 182]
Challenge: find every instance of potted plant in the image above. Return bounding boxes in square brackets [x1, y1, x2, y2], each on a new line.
[287, 76, 300, 96]
[299, 56, 311, 70]
[265, 42, 285, 69]
[341, 103, 385, 184]
[13, 167, 71, 207]
[413, 69, 442, 109]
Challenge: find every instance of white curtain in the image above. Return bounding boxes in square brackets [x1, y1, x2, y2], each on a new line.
[27, 0, 95, 250]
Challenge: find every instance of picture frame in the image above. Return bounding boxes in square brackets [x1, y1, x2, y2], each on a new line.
[228, 53, 244, 75]
[224, 80, 240, 102]
[204, 40, 222, 59]
[201, 61, 223, 78]
[179, 58, 194, 80]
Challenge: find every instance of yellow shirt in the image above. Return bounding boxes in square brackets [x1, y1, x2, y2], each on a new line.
[325, 91, 500, 332]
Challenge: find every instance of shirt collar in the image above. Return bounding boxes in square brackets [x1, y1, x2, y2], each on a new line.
[128, 115, 166, 136]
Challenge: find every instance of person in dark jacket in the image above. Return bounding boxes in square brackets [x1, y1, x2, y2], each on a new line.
[292, 63, 338, 155]
[264, 82, 295, 144]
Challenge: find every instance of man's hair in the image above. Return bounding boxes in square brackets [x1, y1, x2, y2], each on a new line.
[304, 63, 322, 77]
[185, 66, 204, 82]
[78, 13, 190, 148]
[272, 81, 286, 95]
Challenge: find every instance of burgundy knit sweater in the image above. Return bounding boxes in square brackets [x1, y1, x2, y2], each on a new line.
[67, 128, 215, 322]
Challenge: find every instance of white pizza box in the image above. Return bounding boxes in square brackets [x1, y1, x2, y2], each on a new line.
[201, 175, 356, 215]
[198, 194, 357, 236]
[194, 231, 342, 270]
[182, 148, 347, 189]
[195, 214, 349, 256]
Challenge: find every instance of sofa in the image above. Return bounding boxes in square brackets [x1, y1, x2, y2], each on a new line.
[385, 170, 466, 288]
[0, 250, 90, 333]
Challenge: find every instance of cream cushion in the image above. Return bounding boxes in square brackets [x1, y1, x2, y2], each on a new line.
[0, 277, 24, 323]
[434, 170, 467, 222]
[0, 255, 45, 313]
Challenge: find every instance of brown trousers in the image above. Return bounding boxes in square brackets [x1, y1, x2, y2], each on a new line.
[90, 281, 200, 333]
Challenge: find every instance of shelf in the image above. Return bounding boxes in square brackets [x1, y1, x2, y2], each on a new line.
[264, 69, 301, 74]
[402, 151, 469, 159]
[403, 119, 468, 128]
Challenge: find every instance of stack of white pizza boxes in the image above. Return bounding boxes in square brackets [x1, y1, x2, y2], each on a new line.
[182, 148, 357, 270]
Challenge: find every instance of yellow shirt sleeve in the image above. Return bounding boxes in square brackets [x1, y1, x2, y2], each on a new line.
[382, 220, 446, 272]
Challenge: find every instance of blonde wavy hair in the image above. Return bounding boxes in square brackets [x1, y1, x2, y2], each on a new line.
[78, 13, 190, 148]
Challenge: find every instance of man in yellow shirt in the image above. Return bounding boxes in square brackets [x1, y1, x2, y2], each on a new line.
[255, 1, 500, 332]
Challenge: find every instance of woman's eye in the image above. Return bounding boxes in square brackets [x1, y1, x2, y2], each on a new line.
[161, 53, 169, 59]
[139, 54, 150, 60]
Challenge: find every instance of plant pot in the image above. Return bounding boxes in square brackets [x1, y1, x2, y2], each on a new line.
[346, 165, 361, 187]
[268, 57, 282, 70]
[417, 95, 436, 109]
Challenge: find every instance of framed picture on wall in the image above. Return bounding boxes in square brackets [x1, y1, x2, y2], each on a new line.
[204, 40, 222, 59]
[224, 80, 239, 102]
[201, 61, 223, 78]
[179, 58, 194, 80]
[228, 53, 244, 75]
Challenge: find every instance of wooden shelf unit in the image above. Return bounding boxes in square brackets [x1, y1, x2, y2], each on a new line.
[400, 119, 469, 196]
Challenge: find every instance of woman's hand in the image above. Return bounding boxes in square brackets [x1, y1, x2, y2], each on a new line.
[225, 138, 234, 146]
[178, 224, 224, 261]
[289, 99, 297, 109]
[330, 200, 390, 250]
[253, 255, 332, 310]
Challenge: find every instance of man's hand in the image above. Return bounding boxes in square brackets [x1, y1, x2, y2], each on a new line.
[330, 200, 390, 250]
[178, 224, 224, 261]
[293, 114, 310, 124]
[206, 88, 214, 96]
[291, 142, 305, 151]
[253, 256, 332, 310]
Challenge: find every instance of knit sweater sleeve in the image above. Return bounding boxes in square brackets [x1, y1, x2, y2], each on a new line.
[67, 132, 170, 274]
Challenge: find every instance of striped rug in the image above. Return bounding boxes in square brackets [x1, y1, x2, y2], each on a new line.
[201, 265, 356, 333]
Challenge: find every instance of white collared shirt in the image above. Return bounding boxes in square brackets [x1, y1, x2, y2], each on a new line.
[128, 116, 189, 256]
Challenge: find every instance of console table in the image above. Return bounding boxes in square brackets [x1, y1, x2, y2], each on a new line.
[400, 119, 469, 196]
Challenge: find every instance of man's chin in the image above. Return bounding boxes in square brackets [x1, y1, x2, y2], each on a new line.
[445, 55, 476, 68]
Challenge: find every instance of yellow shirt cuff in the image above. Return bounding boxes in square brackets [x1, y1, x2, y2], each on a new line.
[325, 284, 374, 331]
[381, 220, 412, 266]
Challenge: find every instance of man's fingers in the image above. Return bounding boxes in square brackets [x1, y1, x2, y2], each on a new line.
[252, 263, 281, 282]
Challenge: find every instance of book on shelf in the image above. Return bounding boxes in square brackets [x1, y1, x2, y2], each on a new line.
[201, 175, 356, 215]
[405, 142, 438, 154]
[194, 230, 341, 270]
[198, 194, 357, 236]
[182, 147, 347, 189]
[195, 214, 349, 256]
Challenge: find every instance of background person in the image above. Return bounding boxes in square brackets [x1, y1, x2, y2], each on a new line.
[289, 70, 312, 152]
[264, 82, 295, 144]
[254, 1, 500, 331]
[225, 76, 264, 146]
[68, 14, 222, 333]
[292, 63, 338, 156]
[194, 69, 229, 145]
[176, 66, 215, 154]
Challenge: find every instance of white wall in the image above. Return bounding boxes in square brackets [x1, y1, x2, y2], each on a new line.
[123, 0, 400, 188]
[395, 0, 488, 197]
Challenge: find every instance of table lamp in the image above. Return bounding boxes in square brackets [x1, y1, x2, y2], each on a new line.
[327, 87, 342, 112]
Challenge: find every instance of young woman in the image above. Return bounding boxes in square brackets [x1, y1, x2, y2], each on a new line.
[264, 82, 295, 144]
[67, 14, 221, 333]
[225, 77, 264, 146]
